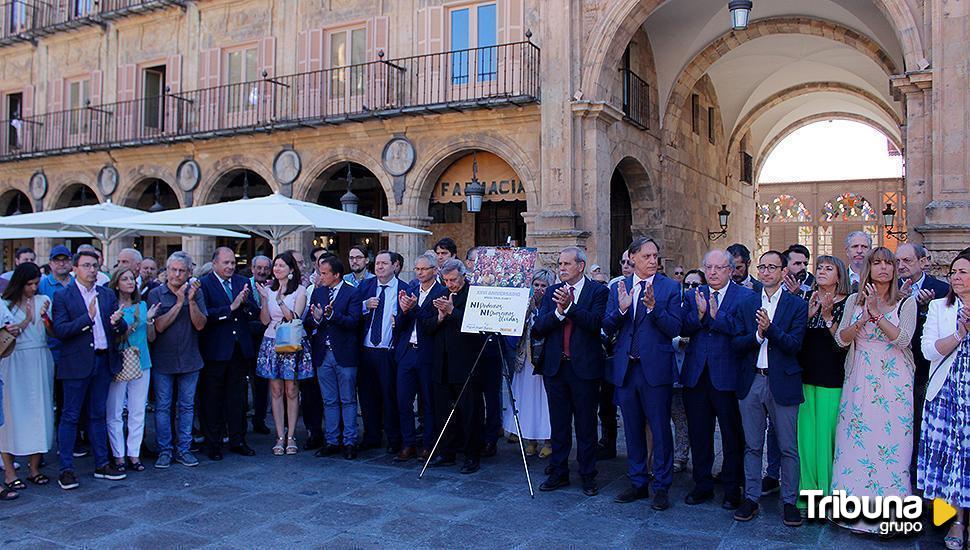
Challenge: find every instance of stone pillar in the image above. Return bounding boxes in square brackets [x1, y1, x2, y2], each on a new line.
[106, 236, 135, 270]
[279, 230, 312, 257]
[384, 214, 432, 282]
[574, 101, 623, 271]
[891, 72, 933, 233]
[34, 237, 54, 266]
[181, 236, 216, 271]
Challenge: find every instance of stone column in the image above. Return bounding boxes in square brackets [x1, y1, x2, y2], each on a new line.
[105, 236, 135, 270]
[181, 236, 216, 272]
[891, 72, 932, 233]
[279, 230, 312, 257]
[574, 101, 623, 271]
[34, 237, 54, 266]
[384, 214, 432, 282]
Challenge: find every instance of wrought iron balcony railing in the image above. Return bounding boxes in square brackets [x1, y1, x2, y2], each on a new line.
[0, 40, 540, 161]
[0, 0, 184, 45]
[620, 67, 649, 130]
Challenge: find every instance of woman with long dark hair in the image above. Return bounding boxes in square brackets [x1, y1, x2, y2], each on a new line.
[255, 251, 311, 455]
[105, 268, 158, 472]
[0, 263, 55, 493]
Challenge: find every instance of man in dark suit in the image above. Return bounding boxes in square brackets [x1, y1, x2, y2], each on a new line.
[731, 250, 807, 527]
[782, 244, 815, 298]
[680, 249, 751, 509]
[727, 243, 763, 293]
[306, 255, 362, 459]
[357, 250, 405, 453]
[604, 237, 682, 509]
[52, 250, 128, 490]
[393, 252, 447, 462]
[532, 247, 608, 497]
[198, 247, 260, 460]
[423, 259, 486, 474]
[897, 242, 950, 482]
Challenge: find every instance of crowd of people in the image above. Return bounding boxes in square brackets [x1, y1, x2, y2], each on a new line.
[0, 233, 967, 546]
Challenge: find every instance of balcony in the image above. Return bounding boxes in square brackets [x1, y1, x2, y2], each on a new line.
[620, 67, 649, 130]
[0, 40, 540, 161]
[0, 0, 185, 46]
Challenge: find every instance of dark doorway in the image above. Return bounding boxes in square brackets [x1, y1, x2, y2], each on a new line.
[143, 65, 166, 132]
[475, 200, 526, 247]
[315, 162, 389, 263]
[610, 169, 633, 278]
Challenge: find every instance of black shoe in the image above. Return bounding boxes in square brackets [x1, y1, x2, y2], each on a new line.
[342, 444, 358, 460]
[72, 445, 89, 458]
[651, 489, 670, 511]
[58, 470, 79, 490]
[429, 455, 456, 467]
[582, 477, 598, 497]
[614, 484, 650, 504]
[304, 435, 323, 451]
[685, 489, 714, 505]
[459, 459, 480, 474]
[229, 443, 256, 456]
[539, 475, 570, 492]
[596, 444, 617, 460]
[783, 504, 803, 527]
[93, 463, 127, 481]
[189, 440, 202, 453]
[481, 442, 497, 458]
[544, 464, 555, 476]
[734, 499, 760, 521]
[207, 448, 223, 461]
[252, 423, 271, 435]
[315, 444, 340, 458]
[761, 477, 780, 496]
[722, 489, 742, 510]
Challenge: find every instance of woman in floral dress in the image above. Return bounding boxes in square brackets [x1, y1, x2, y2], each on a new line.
[830, 247, 916, 534]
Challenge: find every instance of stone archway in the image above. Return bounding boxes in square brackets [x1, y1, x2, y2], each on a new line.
[0, 189, 32, 216]
[52, 183, 99, 209]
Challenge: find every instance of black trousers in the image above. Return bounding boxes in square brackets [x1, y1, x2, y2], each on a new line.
[433, 377, 483, 459]
[300, 371, 324, 439]
[684, 368, 744, 493]
[202, 344, 249, 449]
[543, 358, 599, 479]
[598, 379, 617, 446]
[359, 347, 401, 448]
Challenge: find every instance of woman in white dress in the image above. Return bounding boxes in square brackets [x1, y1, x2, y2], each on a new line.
[0, 263, 55, 490]
[503, 269, 555, 456]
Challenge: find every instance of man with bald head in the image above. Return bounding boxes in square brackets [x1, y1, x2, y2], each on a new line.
[198, 247, 260, 460]
[679, 249, 751, 509]
[115, 247, 142, 273]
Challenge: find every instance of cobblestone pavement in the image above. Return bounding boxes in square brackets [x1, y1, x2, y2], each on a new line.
[0, 415, 953, 549]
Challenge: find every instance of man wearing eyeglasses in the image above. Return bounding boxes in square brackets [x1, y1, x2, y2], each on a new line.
[731, 251, 807, 527]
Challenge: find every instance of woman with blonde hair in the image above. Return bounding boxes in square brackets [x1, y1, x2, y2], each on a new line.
[830, 247, 916, 534]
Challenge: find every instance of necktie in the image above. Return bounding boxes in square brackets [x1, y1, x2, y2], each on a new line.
[631, 281, 647, 358]
[328, 287, 338, 308]
[370, 284, 388, 346]
[222, 279, 233, 301]
[562, 286, 576, 358]
[251, 279, 261, 307]
[711, 289, 720, 308]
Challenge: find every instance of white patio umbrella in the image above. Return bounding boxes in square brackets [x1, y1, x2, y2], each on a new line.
[0, 202, 248, 264]
[0, 228, 90, 240]
[113, 193, 431, 251]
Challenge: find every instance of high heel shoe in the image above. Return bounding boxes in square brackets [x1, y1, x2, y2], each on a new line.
[272, 437, 285, 456]
[945, 522, 965, 550]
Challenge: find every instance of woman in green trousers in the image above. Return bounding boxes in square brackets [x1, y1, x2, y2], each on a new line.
[795, 255, 850, 509]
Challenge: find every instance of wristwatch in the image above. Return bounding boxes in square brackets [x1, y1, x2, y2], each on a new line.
[824, 319, 833, 328]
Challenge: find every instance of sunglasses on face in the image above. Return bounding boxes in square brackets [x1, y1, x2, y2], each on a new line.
[685, 282, 702, 288]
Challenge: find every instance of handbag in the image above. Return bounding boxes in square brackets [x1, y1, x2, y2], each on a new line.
[0, 327, 15, 359]
[275, 319, 306, 353]
[114, 306, 142, 383]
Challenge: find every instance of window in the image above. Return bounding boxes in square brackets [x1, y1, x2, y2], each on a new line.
[691, 94, 699, 134]
[73, 0, 94, 18]
[6, 92, 22, 149]
[822, 193, 877, 222]
[328, 27, 367, 99]
[798, 226, 814, 258]
[449, 2, 498, 84]
[817, 226, 833, 256]
[67, 79, 90, 134]
[707, 106, 716, 144]
[9, 1, 27, 33]
[430, 202, 462, 224]
[142, 66, 166, 130]
[741, 152, 753, 184]
[226, 47, 258, 113]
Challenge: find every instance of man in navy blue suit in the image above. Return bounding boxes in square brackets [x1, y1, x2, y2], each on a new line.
[305, 255, 362, 459]
[53, 249, 128, 490]
[198, 247, 260, 461]
[604, 237, 682, 510]
[533, 246, 608, 497]
[357, 250, 405, 453]
[393, 252, 447, 462]
[680, 249, 750, 509]
[731, 250, 807, 527]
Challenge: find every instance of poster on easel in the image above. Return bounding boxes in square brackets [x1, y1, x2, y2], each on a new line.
[461, 247, 537, 336]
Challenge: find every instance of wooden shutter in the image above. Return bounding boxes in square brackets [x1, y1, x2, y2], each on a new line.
[416, 8, 426, 55]
[89, 69, 103, 142]
[428, 7, 443, 103]
[258, 37, 276, 120]
[297, 31, 308, 74]
[19, 85, 34, 151]
[507, 0, 523, 41]
[166, 55, 182, 134]
[166, 55, 182, 92]
[116, 64, 135, 140]
[307, 29, 323, 117]
[368, 17, 390, 108]
[48, 78, 63, 149]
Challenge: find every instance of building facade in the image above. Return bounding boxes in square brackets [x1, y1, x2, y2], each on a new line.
[0, 0, 964, 275]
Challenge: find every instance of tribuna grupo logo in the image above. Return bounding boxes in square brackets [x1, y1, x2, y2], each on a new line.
[802, 490, 958, 535]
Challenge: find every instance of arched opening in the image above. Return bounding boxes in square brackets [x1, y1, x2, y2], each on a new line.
[426, 151, 527, 255]
[125, 178, 182, 263]
[310, 162, 389, 264]
[55, 183, 99, 209]
[0, 189, 34, 271]
[210, 169, 274, 266]
[609, 169, 633, 278]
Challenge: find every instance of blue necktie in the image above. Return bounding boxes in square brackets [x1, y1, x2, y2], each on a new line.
[251, 278, 261, 307]
[631, 281, 647, 357]
[370, 284, 388, 346]
[222, 279, 233, 301]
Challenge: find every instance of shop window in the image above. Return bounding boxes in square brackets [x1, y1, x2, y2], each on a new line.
[430, 202, 462, 224]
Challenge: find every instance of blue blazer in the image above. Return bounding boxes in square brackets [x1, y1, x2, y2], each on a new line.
[52, 282, 128, 379]
[732, 290, 807, 406]
[356, 275, 406, 346]
[305, 282, 362, 369]
[603, 274, 683, 387]
[393, 279, 448, 365]
[532, 277, 608, 380]
[680, 282, 753, 392]
[198, 272, 260, 361]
